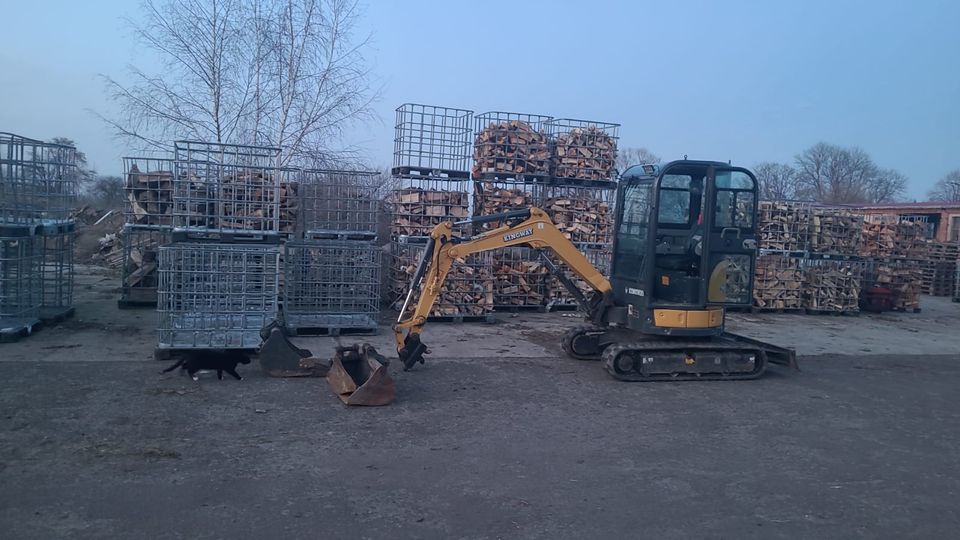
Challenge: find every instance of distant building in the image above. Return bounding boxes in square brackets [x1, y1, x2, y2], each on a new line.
[855, 202, 960, 242]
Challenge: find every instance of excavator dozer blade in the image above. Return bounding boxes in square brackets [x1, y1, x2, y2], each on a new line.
[259, 327, 330, 377]
[327, 344, 395, 406]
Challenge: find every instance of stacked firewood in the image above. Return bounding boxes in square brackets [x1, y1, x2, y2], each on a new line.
[390, 243, 494, 317]
[475, 183, 534, 229]
[802, 260, 861, 312]
[126, 164, 174, 226]
[867, 261, 922, 311]
[473, 121, 549, 177]
[757, 201, 808, 251]
[545, 248, 611, 307]
[753, 255, 803, 310]
[388, 188, 470, 236]
[544, 194, 611, 244]
[219, 170, 280, 231]
[122, 236, 162, 291]
[808, 208, 862, 255]
[552, 127, 617, 181]
[492, 251, 550, 307]
[861, 219, 927, 258]
[279, 180, 299, 234]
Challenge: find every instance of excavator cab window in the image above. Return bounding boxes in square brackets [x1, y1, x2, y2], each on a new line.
[613, 181, 652, 279]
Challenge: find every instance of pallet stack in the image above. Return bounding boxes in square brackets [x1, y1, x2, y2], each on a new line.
[388, 104, 491, 321]
[120, 156, 175, 307]
[0, 133, 79, 341]
[157, 141, 282, 355]
[919, 241, 958, 297]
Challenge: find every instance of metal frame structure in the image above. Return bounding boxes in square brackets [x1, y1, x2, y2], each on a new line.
[158, 243, 279, 349]
[0, 235, 42, 334]
[752, 253, 804, 311]
[123, 155, 176, 227]
[39, 227, 74, 320]
[388, 177, 471, 238]
[758, 200, 811, 252]
[491, 246, 551, 309]
[173, 141, 282, 234]
[283, 239, 380, 331]
[544, 243, 611, 309]
[545, 118, 620, 184]
[393, 103, 473, 177]
[119, 224, 171, 307]
[802, 258, 863, 313]
[807, 206, 864, 256]
[541, 184, 614, 245]
[473, 111, 553, 181]
[300, 169, 380, 238]
[1, 132, 78, 225]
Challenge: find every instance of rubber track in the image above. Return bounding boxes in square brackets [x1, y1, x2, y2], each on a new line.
[601, 341, 768, 382]
[561, 325, 605, 361]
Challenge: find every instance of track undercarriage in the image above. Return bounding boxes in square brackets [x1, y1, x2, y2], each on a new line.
[562, 325, 798, 382]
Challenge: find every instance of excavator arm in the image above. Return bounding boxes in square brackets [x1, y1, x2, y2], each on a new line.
[393, 208, 614, 370]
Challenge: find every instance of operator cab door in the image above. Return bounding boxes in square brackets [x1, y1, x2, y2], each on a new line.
[703, 167, 758, 306]
[610, 172, 654, 312]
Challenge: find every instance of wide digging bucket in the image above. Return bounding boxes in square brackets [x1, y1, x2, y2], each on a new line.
[327, 344, 395, 406]
[259, 327, 330, 377]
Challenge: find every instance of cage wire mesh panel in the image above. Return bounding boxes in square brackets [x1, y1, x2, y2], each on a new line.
[544, 244, 611, 309]
[158, 243, 279, 349]
[123, 156, 175, 227]
[758, 201, 810, 252]
[753, 253, 804, 311]
[861, 214, 928, 259]
[393, 104, 473, 177]
[173, 141, 282, 233]
[802, 258, 862, 313]
[473, 178, 544, 231]
[390, 239, 494, 319]
[388, 177, 470, 237]
[542, 185, 614, 245]
[120, 225, 171, 305]
[545, 118, 619, 183]
[807, 206, 863, 256]
[283, 240, 380, 330]
[301, 170, 380, 238]
[0, 235, 42, 332]
[473, 112, 552, 180]
[492, 246, 550, 309]
[0, 133, 79, 225]
[39, 229, 74, 319]
[278, 168, 300, 235]
[862, 258, 922, 312]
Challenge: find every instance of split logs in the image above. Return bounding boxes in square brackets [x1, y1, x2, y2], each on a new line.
[388, 188, 469, 236]
[758, 201, 808, 251]
[391, 242, 494, 317]
[492, 250, 550, 307]
[279, 181, 299, 234]
[473, 121, 549, 178]
[126, 163, 174, 226]
[808, 208, 862, 255]
[802, 260, 861, 313]
[865, 261, 922, 311]
[861, 219, 927, 258]
[219, 170, 280, 231]
[474, 183, 533, 229]
[544, 191, 611, 244]
[552, 127, 617, 181]
[753, 255, 803, 310]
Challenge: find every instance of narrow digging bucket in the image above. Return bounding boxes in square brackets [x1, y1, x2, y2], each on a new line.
[259, 327, 330, 377]
[327, 344, 395, 406]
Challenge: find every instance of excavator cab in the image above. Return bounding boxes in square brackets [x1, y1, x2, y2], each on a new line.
[611, 161, 757, 336]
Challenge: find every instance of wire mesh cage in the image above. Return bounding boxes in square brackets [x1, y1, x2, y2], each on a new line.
[278, 168, 301, 235]
[753, 253, 804, 311]
[172, 141, 282, 233]
[387, 177, 470, 237]
[300, 170, 380, 238]
[861, 214, 928, 259]
[39, 229, 74, 319]
[120, 225, 171, 306]
[545, 118, 619, 184]
[542, 185, 614, 245]
[123, 156, 175, 227]
[0, 235, 42, 332]
[492, 246, 551, 309]
[802, 258, 862, 313]
[473, 112, 553, 180]
[393, 104, 473, 177]
[544, 244, 611, 309]
[472, 178, 544, 230]
[158, 243, 279, 349]
[0, 132, 79, 225]
[862, 258, 922, 312]
[808, 206, 863, 256]
[390, 238, 495, 320]
[282, 239, 381, 331]
[757, 201, 810, 252]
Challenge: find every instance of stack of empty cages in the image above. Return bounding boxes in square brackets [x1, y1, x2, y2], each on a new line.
[472, 112, 553, 311]
[285, 169, 380, 335]
[753, 201, 810, 312]
[802, 205, 864, 314]
[389, 104, 494, 321]
[157, 141, 281, 354]
[0, 133, 78, 339]
[120, 155, 175, 307]
[541, 118, 619, 310]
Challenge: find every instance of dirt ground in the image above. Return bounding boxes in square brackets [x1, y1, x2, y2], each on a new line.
[2, 265, 960, 538]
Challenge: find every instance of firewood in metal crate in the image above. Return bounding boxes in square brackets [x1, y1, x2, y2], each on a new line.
[390, 241, 493, 317]
[757, 201, 809, 251]
[808, 207, 863, 255]
[543, 185, 613, 244]
[863, 259, 922, 311]
[551, 126, 618, 181]
[802, 259, 862, 313]
[120, 226, 170, 299]
[492, 248, 550, 308]
[861, 217, 927, 258]
[388, 188, 469, 237]
[219, 169, 281, 231]
[474, 182, 536, 230]
[544, 245, 611, 308]
[125, 158, 175, 227]
[279, 179, 299, 234]
[472, 118, 550, 178]
[753, 254, 803, 310]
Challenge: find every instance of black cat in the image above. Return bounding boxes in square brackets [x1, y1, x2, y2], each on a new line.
[162, 350, 252, 381]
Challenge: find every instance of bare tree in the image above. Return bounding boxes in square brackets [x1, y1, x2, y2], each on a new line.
[753, 162, 798, 200]
[793, 142, 905, 204]
[616, 147, 660, 173]
[83, 176, 127, 207]
[928, 170, 960, 202]
[100, 0, 376, 166]
[867, 168, 907, 204]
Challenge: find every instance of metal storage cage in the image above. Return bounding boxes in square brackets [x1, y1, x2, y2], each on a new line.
[807, 206, 863, 256]
[473, 112, 553, 181]
[544, 244, 611, 310]
[541, 184, 614, 245]
[0, 133, 78, 225]
[757, 200, 811, 253]
[545, 118, 620, 184]
[802, 258, 863, 313]
[393, 104, 473, 178]
[753, 253, 804, 311]
[172, 141, 282, 233]
[300, 170, 380, 238]
[119, 224, 171, 307]
[38, 228, 74, 320]
[283, 239, 381, 332]
[158, 243, 279, 349]
[491, 246, 551, 310]
[473, 178, 544, 228]
[0, 235, 42, 334]
[123, 156, 176, 227]
[387, 176, 470, 238]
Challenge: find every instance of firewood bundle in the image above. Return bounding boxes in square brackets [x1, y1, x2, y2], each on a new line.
[473, 121, 549, 178]
[752, 255, 803, 310]
[552, 127, 617, 181]
[808, 209, 862, 255]
[126, 164, 174, 226]
[802, 261, 861, 312]
[861, 219, 927, 258]
[391, 244, 494, 317]
[867, 261, 922, 310]
[388, 188, 469, 236]
[219, 170, 280, 231]
[475, 183, 534, 229]
[757, 201, 808, 251]
[492, 252, 550, 307]
[545, 195, 611, 244]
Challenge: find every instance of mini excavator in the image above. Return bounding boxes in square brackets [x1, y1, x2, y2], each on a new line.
[394, 160, 797, 381]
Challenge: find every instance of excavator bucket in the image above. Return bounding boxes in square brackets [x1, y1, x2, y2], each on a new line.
[259, 326, 330, 377]
[327, 344, 395, 406]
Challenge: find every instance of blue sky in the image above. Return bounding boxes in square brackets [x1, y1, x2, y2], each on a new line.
[1, 0, 958, 199]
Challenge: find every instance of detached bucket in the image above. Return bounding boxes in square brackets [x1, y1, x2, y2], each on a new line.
[327, 344, 395, 406]
[259, 327, 330, 377]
